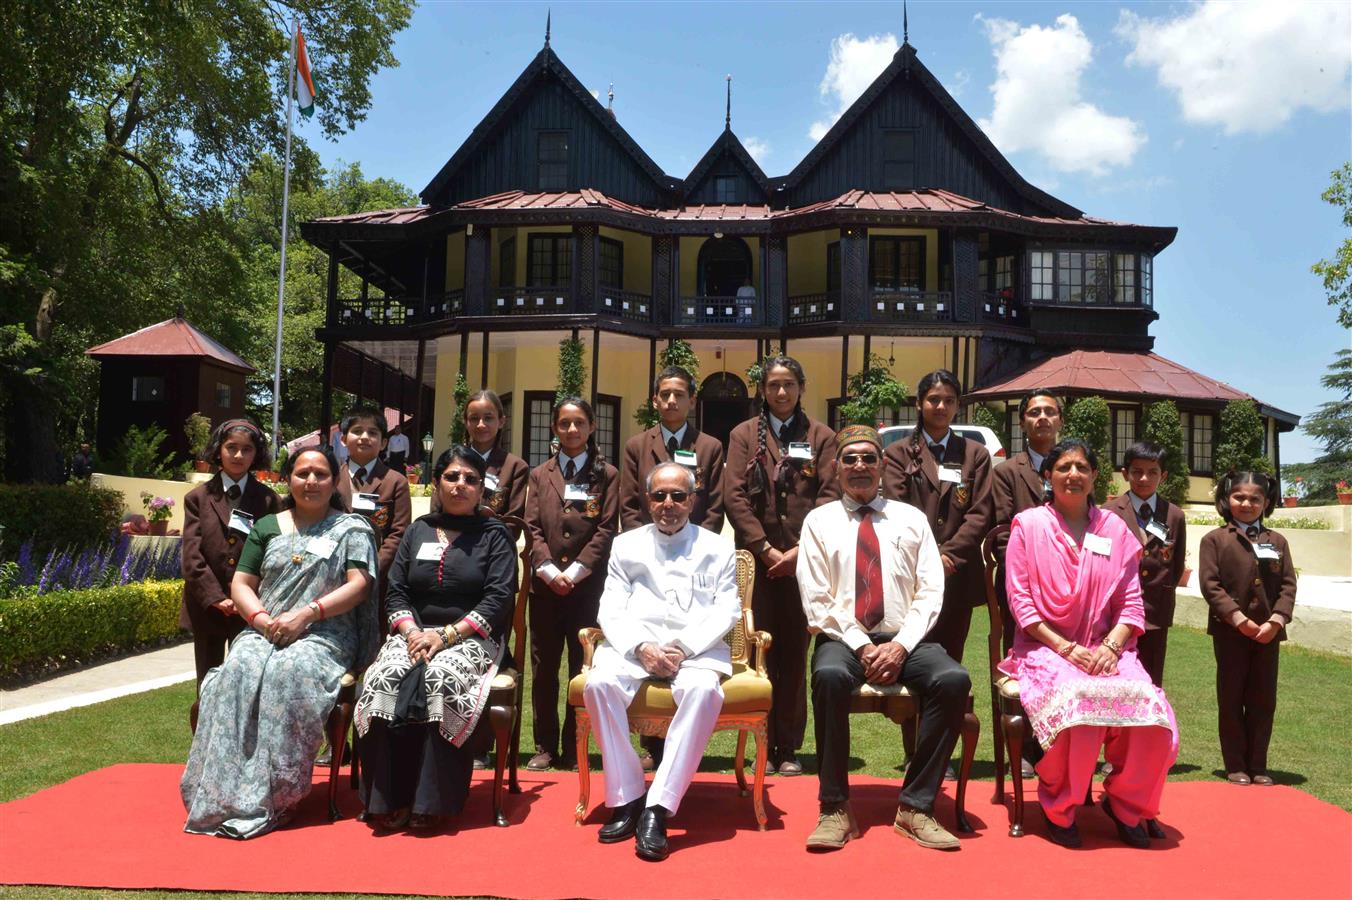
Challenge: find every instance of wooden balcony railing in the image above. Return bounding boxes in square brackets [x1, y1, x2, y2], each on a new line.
[492, 285, 573, 315]
[599, 289, 654, 322]
[675, 296, 761, 326]
[337, 290, 463, 327]
[980, 291, 1026, 325]
[870, 290, 953, 323]
[787, 292, 841, 325]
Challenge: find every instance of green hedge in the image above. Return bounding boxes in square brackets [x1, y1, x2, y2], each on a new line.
[0, 580, 185, 679]
[0, 483, 125, 557]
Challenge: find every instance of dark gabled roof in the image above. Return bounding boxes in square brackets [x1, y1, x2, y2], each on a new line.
[419, 46, 675, 205]
[86, 316, 255, 374]
[683, 128, 771, 198]
[780, 42, 1081, 219]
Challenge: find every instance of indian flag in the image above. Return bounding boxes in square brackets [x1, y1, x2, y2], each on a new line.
[295, 27, 316, 118]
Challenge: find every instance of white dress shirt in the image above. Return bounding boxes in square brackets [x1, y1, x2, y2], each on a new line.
[1132, 492, 1159, 522]
[387, 432, 409, 456]
[594, 523, 741, 679]
[659, 424, 689, 450]
[796, 495, 945, 654]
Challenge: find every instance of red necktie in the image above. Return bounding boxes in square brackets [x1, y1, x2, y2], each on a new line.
[855, 506, 884, 631]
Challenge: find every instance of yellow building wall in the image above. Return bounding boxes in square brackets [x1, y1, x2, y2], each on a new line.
[598, 226, 653, 294]
[869, 227, 941, 292]
[678, 236, 762, 295]
[444, 230, 466, 293]
[787, 230, 833, 296]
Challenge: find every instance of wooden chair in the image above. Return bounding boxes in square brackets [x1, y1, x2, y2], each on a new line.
[981, 523, 1030, 836]
[568, 548, 772, 829]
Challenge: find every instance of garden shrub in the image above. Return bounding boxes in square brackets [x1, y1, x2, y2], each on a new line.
[0, 580, 185, 679]
[1062, 395, 1114, 502]
[0, 483, 125, 558]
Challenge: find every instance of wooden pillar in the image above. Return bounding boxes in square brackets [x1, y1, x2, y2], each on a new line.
[325, 250, 340, 326]
[318, 340, 335, 438]
[458, 332, 469, 379]
[840, 226, 869, 322]
[951, 336, 960, 378]
[413, 339, 427, 461]
[840, 336, 850, 398]
[862, 334, 871, 367]
[480, 330, 490, 389]
[648, 338, 658, 389]
[575, 224, 597, 314]
[463, 225, 490, 316]
[590, 328, 600, 406]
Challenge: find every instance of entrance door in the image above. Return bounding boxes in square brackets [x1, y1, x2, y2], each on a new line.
[698, 371, 751, 446]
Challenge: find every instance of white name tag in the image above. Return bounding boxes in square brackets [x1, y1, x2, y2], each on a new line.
[353, 492, 379, 512]
[564, 483, 590, 501]
[1083, 533, 1112, 556]
[938, 466, 963, 484]
[1253, 543, 1281, 560]
[306, 536, 337, 559]
[416, 541, 448, 561]
[483, 473, 500, 493]
[673, 449, 698, 467]
[228, 509, 255, 535]
[1144, 520, 1170, 542]
[787, 442, 813, 460]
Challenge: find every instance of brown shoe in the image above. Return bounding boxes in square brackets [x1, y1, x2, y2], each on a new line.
[1251, 773, 1275, 786]
[894, 804, 961, 851]
[805, 802, 859, 851]
[1226, 772, 1251, 785]
[527, 751, 554, 771]
[777, 756, 803, 777]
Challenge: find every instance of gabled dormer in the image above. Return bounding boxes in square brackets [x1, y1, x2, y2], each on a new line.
[683, 129, 771, 206]
[420, 40, 676, 209]
[781, 42, 1079, 218]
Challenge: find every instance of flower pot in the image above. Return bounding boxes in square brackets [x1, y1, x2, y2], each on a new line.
[1282, 497, 1298, 508]
[407, 473, 419, 485]
[193, 460, 211, 473]
[148, 519, 168, 536]
[1179, 567, 1192, 588]
[1338, 492, 1352, 505]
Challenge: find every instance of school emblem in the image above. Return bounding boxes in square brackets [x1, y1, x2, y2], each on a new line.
[954, 483, 970, 508]
[489, 490, 505, 512]
[585, 495, 601, 519]
[1161, 545, 1173, 562]
[801, 458, 816, 478]
[369, 502, 392, 531]
[693, 468, 704, 492]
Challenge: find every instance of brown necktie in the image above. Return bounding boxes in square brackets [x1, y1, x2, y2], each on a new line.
[855, 507, 884, 631]
[226, 484, 241, 503]
[666, 435, 679, 457]
[564, 458, 576, 481]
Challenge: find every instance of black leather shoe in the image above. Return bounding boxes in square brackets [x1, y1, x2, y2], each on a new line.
[635, 806, 670, 861]
[1102, 796, 1149, 849]
[1145, 818, 1166, 840]
[598, 797, 645, 844]
[1041, 809, 1081, 848]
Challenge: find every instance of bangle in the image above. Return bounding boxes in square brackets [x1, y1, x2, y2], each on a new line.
[442, 626, 459, 647]
[310, 600, 325, 620]
[390, 614, 415, 633]
[1058, 641, 1076, 658]
[248, 609, 267, 626]
[1102, 637, 1123, 657]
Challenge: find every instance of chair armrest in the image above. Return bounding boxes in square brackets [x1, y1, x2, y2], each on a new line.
[742, 609, 773, 677]
[578, 626, 604, 672]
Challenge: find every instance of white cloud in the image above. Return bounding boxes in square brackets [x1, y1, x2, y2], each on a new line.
[1117, 1, 1351, 135]
[977, 14, 1145, 176]
[948, 69, 971, 99]
[589, 88, 600, 101]
[742, 136, 771, 165]
[809, 32, 899, 141]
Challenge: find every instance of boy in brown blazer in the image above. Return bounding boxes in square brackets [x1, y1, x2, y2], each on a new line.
[1104, 441, 1186, 687]
[619, 366, 725, 533]
[334, 405, 412, 590]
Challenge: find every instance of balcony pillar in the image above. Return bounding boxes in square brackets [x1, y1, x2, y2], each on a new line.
[574, 224, 597, 314]
[463, 225, 490, 316]
[840, 226, 869, 322]
[652, 235, 675, 325]
[765, 235, 786, 327]
[953, 228, 981, 323]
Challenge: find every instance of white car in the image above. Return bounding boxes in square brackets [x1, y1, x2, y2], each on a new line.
[878, 424, 1007, 464]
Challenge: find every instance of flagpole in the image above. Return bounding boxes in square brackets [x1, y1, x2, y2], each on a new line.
[272, 19, 299, 452]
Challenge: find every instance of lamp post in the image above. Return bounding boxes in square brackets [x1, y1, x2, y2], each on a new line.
[421, 433, 434, 482]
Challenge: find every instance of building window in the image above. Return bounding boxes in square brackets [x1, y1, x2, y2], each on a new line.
[826, 242, 841, 293]
[215, 382, 232, 408]
[1030, 250, 1054, 301]
[131, 376, 164, 402]
[1112, 407, 1138, 467]
[1190, 412, 1214, 475]
[537, 131, 568, 191]
[1141, 254, 1153, 307]
[498, 392, 513, 451]
[1056, 250, 1111, 304]
[882, 130, 916, 190]
[523, 391, 556, 467]
[994, 255, 1014, 292]
[594, 394, 621, 464]
[714, 175, 739, 204]
[827, 401, 915, 430]
[1114, 253, 1138, 304]
[527, 233, 571, 287]
[498, 236, 516, 288]
[870, 236, 924, 291]
[1006, 406, 1025, 454]
[599, 237, 623, 289]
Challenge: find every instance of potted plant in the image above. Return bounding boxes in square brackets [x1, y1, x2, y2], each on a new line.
[141, 491, 175, 536]
[1337, 480, 1352, 505]
[184, 412, 212, 473]
[1282, 480, 1299, 508]
[405, 463, 420, 485]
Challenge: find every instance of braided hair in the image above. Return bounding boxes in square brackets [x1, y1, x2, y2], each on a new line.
[911, 368, 963, 454]
[552, 395, 607, 485]
[1214, 469, 1279, 522]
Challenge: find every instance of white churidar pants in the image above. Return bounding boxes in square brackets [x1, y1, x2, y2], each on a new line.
[583, 663, 723, 815]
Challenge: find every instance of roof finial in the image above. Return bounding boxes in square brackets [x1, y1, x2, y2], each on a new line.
[544, 9, 551, 47]
[607, 81, 614, 110]
[725, 74, 732, 130]
[903, 0, 909, 45]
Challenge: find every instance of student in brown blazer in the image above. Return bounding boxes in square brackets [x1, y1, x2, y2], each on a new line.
[620, 365, 725, 532]
[525, 396, 620, 770]
[882, 369, 994, 664]
[180, 419, 279, 712]
[334, 405, 412, 593]
[1104, 441, 1187, 687]
[724, 356, 839, 775]
[1200, 470, 1296, 786]
[432, 390, 529, 530]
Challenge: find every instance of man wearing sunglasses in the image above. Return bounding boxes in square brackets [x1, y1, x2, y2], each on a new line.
[582, 462, 741, 861]
[797, 425, 971, 853]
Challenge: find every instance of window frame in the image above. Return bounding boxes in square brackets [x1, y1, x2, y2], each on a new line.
[498, 235, 516, 288]
[522, 390, 557, 467]
[826, 241, 841, 293]
[1026, 247, 1156, 307]
[881, 128, 916, 191]
[869, 236, 925, 291]
[526, 233, 572, 287]
[537, 131, 569, 192]
[498, 392, 513, 452]
[1006, 405, 1026, 454]
[598, 236, 624, 290]
[131, 375, 165, 403]
[1110, 405, 1139, 468]
[593, 393, 622, 466]
[713, 175, 739, 204]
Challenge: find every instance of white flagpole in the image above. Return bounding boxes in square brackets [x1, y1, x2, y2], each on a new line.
[271, 20, 299, 452]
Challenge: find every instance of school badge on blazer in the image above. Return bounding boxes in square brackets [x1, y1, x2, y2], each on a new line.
[693, 468, 704, 491]
[954, 483, 971, 508]
[1160, 544, 1174, 562]
[488, 489, 505, 512]
[368, 501, 392, 531]
[585, 495, 601, 518]
[801, 457, 816, 478]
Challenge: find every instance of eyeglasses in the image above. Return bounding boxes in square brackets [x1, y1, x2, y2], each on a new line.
[840, 452, 880, 467]
[648, 490, 690, 503]
[440, 471, 481, 486]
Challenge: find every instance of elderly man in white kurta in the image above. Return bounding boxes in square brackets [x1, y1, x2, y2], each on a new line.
[584, 461, 741, 862]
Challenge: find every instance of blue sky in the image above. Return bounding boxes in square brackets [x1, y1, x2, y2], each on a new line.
[304, 1, 1350, 463]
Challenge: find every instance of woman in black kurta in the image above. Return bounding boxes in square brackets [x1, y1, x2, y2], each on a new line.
[354, 446, 518, 830]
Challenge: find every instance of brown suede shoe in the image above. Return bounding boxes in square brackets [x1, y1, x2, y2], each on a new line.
[894, 804, 960, 851]
[805, 802, 859, 851]
[526, 751, 554, 771]
[1251, 773, 1275, 786]
[1226, 771, 1251, 785]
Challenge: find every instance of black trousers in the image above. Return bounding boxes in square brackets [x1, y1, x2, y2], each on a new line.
[529, 581, 600, 761]
[1213, 630, 1280, 775]
[752, 557, 810, 757]
[812, 636, 969, 812]
[191, 619, 244, 688]
[1137, 628, 1170, 688]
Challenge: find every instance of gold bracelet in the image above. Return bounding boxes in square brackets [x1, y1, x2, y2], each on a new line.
[1058, 641, 1076, 658]
[1102, 636, 1122, 657]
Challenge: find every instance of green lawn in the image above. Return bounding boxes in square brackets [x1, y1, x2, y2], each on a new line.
[1, 621, 1348, 900]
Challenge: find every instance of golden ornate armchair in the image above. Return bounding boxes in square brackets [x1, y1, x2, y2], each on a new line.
[567, 548, 772, 830]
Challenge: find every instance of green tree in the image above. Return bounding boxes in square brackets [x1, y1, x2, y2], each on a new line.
[1285, 349, 1352, 501]
[448, 373, 471, 445]
[838, 355, 909, 427]
[1214, 399, 1272, 479]
[1311, 163, 1352, 330]
[968, 403, 1009, 449]
[1142, 400, 1191, 505]
[556, 337, 586, 403]
[1062, 395, 1113, 502]
[634, 339, 701, 428]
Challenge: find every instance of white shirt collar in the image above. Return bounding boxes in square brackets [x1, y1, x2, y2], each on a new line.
[1133, 493, 1159, 518]
[220, 472, 248, 493]
[470, 444, 494, 462]
[769, 413, 795, 436]
[1027, 447, 1047, 474]
[559, 450, 589, 472]
[841, 493, 885, 515]
[1236, 517, 1263, 534]
[659, 423, 688, 447]
[923, 429, 952, 451]
[347, 458, 376, 478]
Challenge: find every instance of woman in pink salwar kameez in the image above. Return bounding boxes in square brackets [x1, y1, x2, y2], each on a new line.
[1000, 438, 1177, 849]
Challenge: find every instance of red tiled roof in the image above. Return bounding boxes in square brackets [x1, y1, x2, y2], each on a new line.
[86, 317, 255, 374]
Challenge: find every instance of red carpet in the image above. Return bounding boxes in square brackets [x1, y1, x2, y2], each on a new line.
[2, 764, 1349, 899]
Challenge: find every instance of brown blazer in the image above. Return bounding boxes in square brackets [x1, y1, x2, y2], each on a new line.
[882, 433, 995, 607]
[179, 474, 279, 635]
[430, 446, 530, 524]
[1104, 494, 1187, 630]
[525, 456, 620, 581]
[724, 412, 840, 553]
[619, 425, 725, 532]
[992, 449, 1047, 561]
[335, 458, 411, 580]
[1199, 523, 1297, 640]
